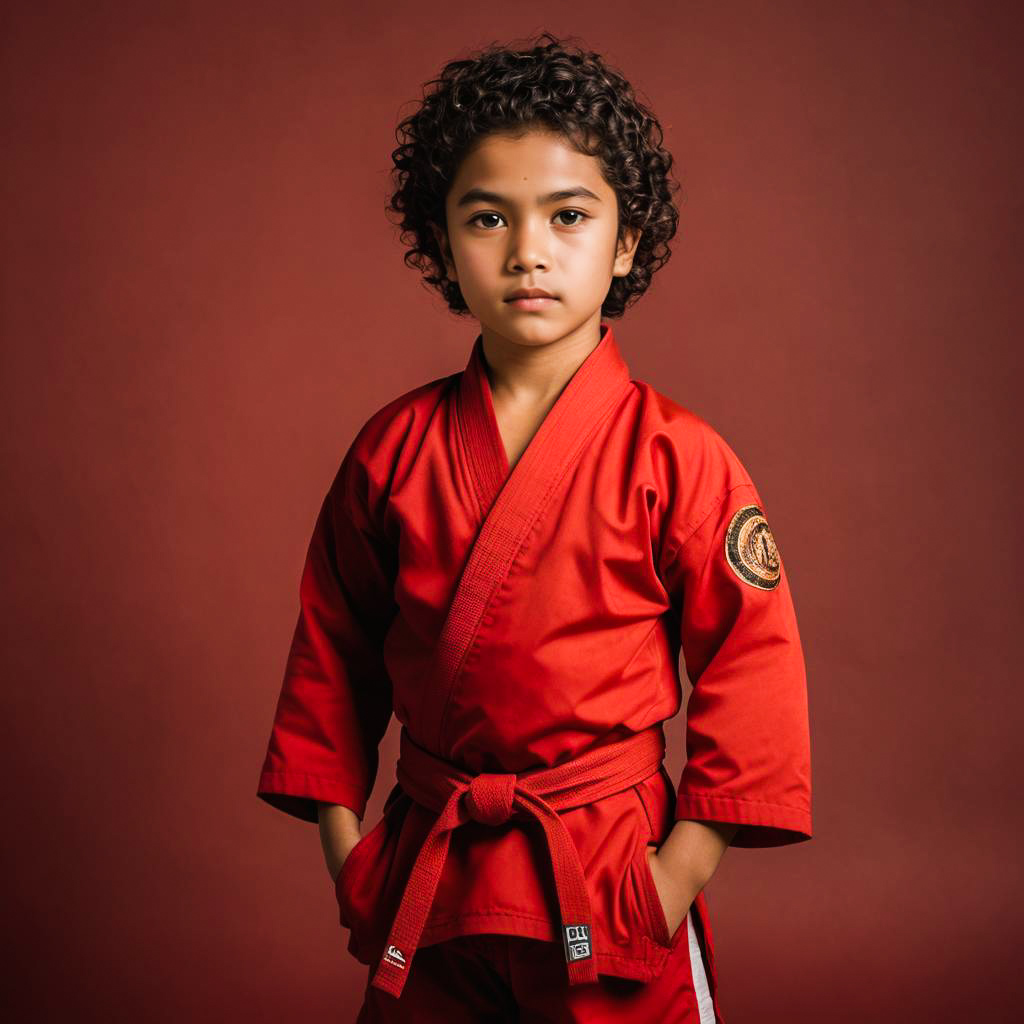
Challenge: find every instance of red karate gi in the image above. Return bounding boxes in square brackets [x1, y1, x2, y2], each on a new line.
[257, 323, 812, 1022]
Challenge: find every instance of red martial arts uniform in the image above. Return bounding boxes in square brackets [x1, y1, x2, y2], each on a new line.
[257, 323, 812, 1022]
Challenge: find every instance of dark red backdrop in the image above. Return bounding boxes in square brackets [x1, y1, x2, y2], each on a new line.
[2, 2, 1020, 1020]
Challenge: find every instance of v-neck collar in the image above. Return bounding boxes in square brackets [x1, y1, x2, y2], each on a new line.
[427, 321, 633, 754]
[456, 322, 631, 520]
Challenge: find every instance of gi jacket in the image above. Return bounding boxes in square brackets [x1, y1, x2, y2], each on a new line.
[257, 322, 812, 988]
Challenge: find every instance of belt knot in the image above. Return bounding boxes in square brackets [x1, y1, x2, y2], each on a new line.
[464, 772, 517, 825]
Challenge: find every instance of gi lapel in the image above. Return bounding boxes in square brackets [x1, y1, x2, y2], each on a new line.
[424, 322, 632, 755]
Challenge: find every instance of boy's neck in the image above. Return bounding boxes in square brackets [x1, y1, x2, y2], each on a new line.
[479, 315, 605, 407]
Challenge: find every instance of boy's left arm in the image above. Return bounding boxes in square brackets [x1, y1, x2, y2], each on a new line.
[648, 436, 812, 930]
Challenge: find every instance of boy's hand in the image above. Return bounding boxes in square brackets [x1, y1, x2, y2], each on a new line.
[317, 802, 363, 883]
[645, 846, 694, 940]
[645, 818, 739, 941]
[330, 832, 363, 884]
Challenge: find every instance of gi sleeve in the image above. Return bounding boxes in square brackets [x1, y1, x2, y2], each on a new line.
[256, 442, 397, 824]
[657, 427, 812, 848]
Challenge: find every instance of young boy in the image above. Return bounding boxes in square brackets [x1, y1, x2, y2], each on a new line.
[257, 32, 812, 1024]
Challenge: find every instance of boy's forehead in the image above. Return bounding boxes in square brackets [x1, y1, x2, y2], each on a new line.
[451, 130, 608, 197]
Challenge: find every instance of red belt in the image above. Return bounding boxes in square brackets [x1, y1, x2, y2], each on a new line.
[370, 724, 666, 999]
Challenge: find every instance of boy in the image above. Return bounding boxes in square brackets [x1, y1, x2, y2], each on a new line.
[257, 32, 812, 1024]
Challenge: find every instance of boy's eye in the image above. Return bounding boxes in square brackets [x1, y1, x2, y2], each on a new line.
[470, 212, 504, 229]
[468, 210, 590, 229]
[554, 209, 588, 226]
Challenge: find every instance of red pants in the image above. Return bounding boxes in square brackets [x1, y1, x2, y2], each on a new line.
[355, 907, 719, 1023]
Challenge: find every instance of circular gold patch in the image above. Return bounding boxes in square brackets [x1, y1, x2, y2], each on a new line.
[724, 504, 781, 590]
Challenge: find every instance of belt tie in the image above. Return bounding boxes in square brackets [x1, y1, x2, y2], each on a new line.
[369, 724, 666, 999]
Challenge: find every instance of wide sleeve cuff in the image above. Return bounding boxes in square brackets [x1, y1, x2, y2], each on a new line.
[674, 790, 812, 848]
[257, 770, 369, 824]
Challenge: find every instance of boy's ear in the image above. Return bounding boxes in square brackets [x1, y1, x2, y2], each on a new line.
[612, 227, 642, 278]
[430, 221, 457, 280]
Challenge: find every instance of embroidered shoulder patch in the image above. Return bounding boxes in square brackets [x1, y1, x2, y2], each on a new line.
[724, 504, 781, 590]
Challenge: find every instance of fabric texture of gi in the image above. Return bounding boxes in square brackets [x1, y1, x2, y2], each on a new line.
[257, 322, 812, 1021]
[354, 917, 717, 1023]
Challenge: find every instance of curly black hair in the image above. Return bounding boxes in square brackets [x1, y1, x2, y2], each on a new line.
[386, 31, 682, 319]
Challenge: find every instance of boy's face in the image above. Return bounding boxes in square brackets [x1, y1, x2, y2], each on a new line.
[433, 128, 640, 349]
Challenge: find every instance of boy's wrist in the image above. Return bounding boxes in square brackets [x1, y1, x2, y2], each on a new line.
[318, 802, 363, 881]
[655, 817, 738, 893]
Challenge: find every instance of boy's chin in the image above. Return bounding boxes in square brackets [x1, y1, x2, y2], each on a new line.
[484, 318, 569, 346]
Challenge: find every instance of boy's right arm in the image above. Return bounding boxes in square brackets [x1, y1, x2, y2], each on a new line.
[257, 439, 398, 870]
[317, 802, 363, 882]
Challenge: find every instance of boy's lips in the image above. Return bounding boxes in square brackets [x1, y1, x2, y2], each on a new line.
[506, 287, 556, 300]
[505, 296, 559, 310]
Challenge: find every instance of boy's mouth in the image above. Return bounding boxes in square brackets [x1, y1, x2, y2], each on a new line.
[505, 296, 559, 310]
[506, 287, 556, 299]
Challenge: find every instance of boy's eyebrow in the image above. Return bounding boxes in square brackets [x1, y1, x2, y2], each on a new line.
[455, 185, 603, 207]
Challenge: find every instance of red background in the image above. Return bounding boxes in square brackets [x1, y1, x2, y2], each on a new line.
[3, 2, 1020, 1020]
